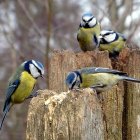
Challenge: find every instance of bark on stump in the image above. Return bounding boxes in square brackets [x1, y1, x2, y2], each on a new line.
[26, 50, 140, 140]
[26, 89, 104, 140]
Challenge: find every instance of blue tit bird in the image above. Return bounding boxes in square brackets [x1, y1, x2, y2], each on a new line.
[0, 60, 44, 130]
[99, 30, 127, 57]
[66, 67, 140, 92]
[77, 13, 101, 51]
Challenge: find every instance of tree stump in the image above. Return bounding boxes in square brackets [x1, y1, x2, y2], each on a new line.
[26, 89, 104, 140]
[26, 50, 140, 140]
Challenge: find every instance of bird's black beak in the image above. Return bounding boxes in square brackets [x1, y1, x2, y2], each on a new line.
[41, 75, 44, 78]
[69, 85, 74, 90]
[40, 75, 46, 81]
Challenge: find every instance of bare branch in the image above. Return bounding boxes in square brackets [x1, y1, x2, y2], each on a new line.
[45, 0, 53, 87]
[17, 0, 43, 37]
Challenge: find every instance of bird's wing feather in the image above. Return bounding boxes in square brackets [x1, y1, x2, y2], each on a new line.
[8, 64, 24, 85]
[0, 64, 23, 130]
[0, 80, 19, 130]
[77, 30, 80, 42]
[3, 79, 20, 112]
[4, 63, 24, 111]
[79, 67, 127, 75]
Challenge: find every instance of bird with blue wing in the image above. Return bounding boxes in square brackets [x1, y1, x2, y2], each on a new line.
[77, 13, 101, 51]
[66, 67, 140, 93]
[99, 30, 127, 57]
[0, 60, 44, 130]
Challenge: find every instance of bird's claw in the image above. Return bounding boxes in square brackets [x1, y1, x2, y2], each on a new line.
[26, 92, 39, 99]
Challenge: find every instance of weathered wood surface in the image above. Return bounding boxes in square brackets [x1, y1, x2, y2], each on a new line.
[48, 51, 123, 140]
[26, 89, 104, 140]
[122, 50, 140, 140]
[26, 50, 140, 140]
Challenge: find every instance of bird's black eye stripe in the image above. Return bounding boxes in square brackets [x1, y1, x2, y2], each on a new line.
[83, 19, 86, 22]
[71, 81, 76, 89]
[74, 71, 82, 83]
[88, 17, 93, 22]
[71, 80, 80, 89]
[103, 31, 115, 37]
[70, 71, 82, 89]
[34, 65, 42, 75]
[82, 16, 93, 22]
[105, 33, 110, 36]
[37, 69, 42, 75]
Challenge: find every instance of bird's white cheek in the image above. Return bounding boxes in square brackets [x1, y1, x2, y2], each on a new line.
[29, 64, 40, 78]
[105, 34, 116, 42]
[89, 18, 96, 27]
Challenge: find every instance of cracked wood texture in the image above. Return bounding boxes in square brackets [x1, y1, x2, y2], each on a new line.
[26, 89, 104, 140]
[122, 50, 140, 140]
[26, 50, 140, 140]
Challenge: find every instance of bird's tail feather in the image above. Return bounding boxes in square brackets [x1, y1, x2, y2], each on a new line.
[122, 76, 140, 83]
[0, 104, 12, 130]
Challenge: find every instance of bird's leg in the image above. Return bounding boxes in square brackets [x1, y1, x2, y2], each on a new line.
[90, 84, 104, 89]
[72, 88, 84, 93]
[26, 91, 39, 99]
[90, 84, 106, 101]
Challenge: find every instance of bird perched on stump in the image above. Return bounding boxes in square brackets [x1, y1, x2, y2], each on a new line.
[0, 60, 44, 130]
[99, 30, 127, 57]
[66, 67, 140, 93]
[77, 13, 101, 51]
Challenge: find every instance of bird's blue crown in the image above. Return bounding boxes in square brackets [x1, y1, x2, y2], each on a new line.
[23, 60, 44, 74]
[66, 72, 76, 85]
[82, 13, 94, 18]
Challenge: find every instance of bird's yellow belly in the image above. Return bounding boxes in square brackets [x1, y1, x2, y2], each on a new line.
[100, 41, 125, 53]
[80, 73, 120, 89]
[11, 72, 36, 103]
[79, 31, 93, 49]
[78, 27, 100, 51]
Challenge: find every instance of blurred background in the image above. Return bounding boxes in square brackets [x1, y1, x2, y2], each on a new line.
[0, 0, 140, 139]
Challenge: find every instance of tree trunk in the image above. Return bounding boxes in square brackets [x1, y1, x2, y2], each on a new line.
[123, 50, 140, 140]
[26, 50, 140, 140]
